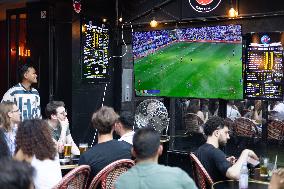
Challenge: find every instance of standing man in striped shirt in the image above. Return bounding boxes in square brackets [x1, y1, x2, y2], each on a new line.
[1, 62, 41, 121]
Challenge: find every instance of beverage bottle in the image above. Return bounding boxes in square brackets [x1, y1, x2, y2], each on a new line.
[239, 162, 248, 189]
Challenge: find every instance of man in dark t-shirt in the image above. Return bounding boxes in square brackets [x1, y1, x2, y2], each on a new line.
[79, 106, 132, 178]
[195, 116, 259, 182]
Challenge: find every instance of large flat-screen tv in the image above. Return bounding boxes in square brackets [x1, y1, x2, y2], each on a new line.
[133, 24, 243, 99]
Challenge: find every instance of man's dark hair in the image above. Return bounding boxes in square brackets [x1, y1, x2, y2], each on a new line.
[0, 158, 34, 189]
[45, 101, 65, 119]
[92, 106, 119, 134]
[118, 112, 134, 130]
[133, 127, 160, 159]
[18, 59, 35, 81]
[203, 116, 225, 136]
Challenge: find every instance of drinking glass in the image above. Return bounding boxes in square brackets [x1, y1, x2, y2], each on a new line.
[79, 143, 88, 155]
[64, 143, 72, 158]
[260, 157, 269, 177]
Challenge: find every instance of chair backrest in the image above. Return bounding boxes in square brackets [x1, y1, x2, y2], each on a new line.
[88, 159, 135, 189]
[233, 117, 257, 137]
[53, 165, 91, 189]
[268, 120, 284, 141]
[184, 113, 204, 133]
[190, 153, 213, 189]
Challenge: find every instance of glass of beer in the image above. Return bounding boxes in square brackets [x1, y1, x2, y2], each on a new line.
[64, 143, 72, 158]
[79, 143, 88, 155]
[260, 157, 269, 177]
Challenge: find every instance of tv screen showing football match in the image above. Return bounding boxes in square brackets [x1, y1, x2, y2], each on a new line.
[133, 24, 243, 99]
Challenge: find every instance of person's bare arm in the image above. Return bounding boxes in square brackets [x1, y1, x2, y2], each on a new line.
[226, 149, 258, 180]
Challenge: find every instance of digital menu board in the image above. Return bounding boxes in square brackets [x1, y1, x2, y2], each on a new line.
[244, 32, 284, 100]
[81, 19, 110, 83]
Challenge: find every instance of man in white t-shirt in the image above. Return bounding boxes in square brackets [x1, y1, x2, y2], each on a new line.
[272, 101, 284, 120]
[114, 112, 135, 145]
[1, 62, 41, 121]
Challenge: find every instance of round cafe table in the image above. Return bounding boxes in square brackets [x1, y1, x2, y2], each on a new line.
[212, 180, 269, 189]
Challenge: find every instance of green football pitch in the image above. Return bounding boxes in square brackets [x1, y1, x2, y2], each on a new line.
[134, 41, 243, 99]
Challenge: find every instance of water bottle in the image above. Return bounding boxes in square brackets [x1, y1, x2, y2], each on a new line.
[239, 162, 248, 189]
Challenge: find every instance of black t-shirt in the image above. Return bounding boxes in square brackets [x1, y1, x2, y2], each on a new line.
[195, 143, 231, 182]
[78, 140, 132, 178]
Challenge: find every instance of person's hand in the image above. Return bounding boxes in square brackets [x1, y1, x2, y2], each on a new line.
[227, 156, 236, 165]
[59, 117, 69, 129]
[246, 149, 259, 161]
[269, 168, 284, 189]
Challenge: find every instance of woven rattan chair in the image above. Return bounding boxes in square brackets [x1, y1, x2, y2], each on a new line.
[88, 159, 135, 189]
[268, 120, 284, 141]
[190, 153, 213, 189]
[233, 117, 258, 137]
[53, 165, 91, 189]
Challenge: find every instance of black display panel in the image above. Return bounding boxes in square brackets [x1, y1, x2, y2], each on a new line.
[244, 32, 284, 100]
[81, 19, 110, 83]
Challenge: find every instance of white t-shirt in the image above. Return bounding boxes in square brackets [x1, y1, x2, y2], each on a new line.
[118, 131, 135, 145]
[273, 102, 284, 120]
[31, 155, 62, 189]
[226, 105, 241, 120]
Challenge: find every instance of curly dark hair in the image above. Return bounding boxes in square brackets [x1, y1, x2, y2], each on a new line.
[92, 106, 119, 134]
[203, 116, 225, 136]
[15, 119, 57, 160]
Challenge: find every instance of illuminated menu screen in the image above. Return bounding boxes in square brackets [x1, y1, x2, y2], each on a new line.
[81, 20, 109, 83]
[244, 32, 284, 99]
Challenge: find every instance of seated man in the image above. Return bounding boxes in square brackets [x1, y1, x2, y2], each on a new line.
[114, 112, 135, 145]
[79, 106, 132, 178]
[195, 116, 259, 182]
[115, 127, 197, 189]
[45, 101, 80, 155]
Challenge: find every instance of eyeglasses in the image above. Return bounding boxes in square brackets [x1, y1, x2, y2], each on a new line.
[57, 109, 67, 115]
[10, 109, 20, 113]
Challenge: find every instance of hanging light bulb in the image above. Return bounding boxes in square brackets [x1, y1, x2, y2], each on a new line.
[228, 7, 238, 18]
[150, 19, 158, 28]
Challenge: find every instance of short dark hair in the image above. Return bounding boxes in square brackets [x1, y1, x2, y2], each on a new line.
[133, 127, 160, 159]
[118, 112, 134, 130]
[203, 116, 226, 136]
[91, 106, 119, 134]
[45, 101, 65, 119]
[0, 158, 34, 189]
[18, 59, 35, 81]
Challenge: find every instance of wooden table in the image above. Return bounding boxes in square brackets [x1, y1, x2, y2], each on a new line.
[212, 180, 269, 189]
[60, 164, 78, 176]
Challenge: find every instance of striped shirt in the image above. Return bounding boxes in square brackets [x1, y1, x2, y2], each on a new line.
[1, 83, 41, 121]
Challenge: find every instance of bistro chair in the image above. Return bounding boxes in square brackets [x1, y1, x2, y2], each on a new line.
[268, 120, 284, 141]
[190, 153, 213, 189]
[53, 165, 91, 189]
[88, 159, 135, 189]
[233, 117, 258, 138]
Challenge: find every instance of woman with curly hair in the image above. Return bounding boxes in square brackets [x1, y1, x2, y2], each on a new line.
[14, 119, 62, 189]
[0, 102, 21, 156]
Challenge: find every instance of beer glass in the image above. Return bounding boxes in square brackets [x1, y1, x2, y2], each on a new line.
[79, 143, 88, 155]
[64, 143, 72, 158]
[260, 157, 269, 177]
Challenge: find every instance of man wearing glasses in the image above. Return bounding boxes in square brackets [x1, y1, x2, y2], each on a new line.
[195, 116, 259, 182]
[45, 101, 80, 156]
